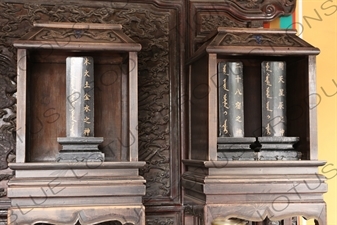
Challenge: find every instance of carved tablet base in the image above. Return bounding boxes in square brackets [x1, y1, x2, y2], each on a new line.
[217, 137, 301, 161]
[57, 137, 105, 162]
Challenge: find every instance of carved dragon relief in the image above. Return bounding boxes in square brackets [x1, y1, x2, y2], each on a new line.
[0, 54, 16, 170]
[0, 2, 172, 199]
[146, 218, 174, 225]
[200, 14, 247, 33]
[111, 7, 172, 198]
[219, 33, 301, 47]
[35, 28, 119, 42]
[195, 0, 296, 13]
[191, 0, 296, 54]
[195, 0, 296, 29]
[226, 0, 295, 17]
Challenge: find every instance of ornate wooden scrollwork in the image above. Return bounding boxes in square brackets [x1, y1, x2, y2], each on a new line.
[226, 0, 296, 19]
[0, 54, 16, 170]
[146, 218, 174, 225]
[188, 0, 297, 54]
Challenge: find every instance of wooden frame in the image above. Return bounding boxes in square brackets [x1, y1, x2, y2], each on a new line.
[8, 22, 146, 224]
[183, 27, 327, 224]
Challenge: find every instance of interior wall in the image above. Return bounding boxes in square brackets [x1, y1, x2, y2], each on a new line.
[300, 0, 337, 224]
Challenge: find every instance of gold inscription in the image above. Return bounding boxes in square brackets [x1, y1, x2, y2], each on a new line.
[265, 73, 272, 86]
[222, 119, 229, 134]
[84, 81, 90, 89]
[235, 102, 242, 110]
[279, 89, 285, 97]
[235, 89, 243, 95]
[223, 78, 229, 91]
[84, 70, 90, 77]
[84, 93, 90, 101]
[278, 102, 284, 109]
[235, 75, 242, 84]
[223, 94, 229, 109]
[84, 57, 91, 66]
[84, 128, 91, 136]
[266, 86, 272, 99]
[266, 101, 273, 112]
[84, 105, 91, 112]
[278, 75, 285, 83]
[265, 123, 271, 135]
[84, 116, 91, 124]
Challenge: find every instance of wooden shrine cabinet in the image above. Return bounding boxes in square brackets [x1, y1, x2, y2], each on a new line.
[182, 28, 328, 225]
[7, 22, 146, 225]
[0, 1, 332, 225]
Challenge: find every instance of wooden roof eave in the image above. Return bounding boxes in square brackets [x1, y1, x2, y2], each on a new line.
[13, 40, 142, 52]
[205, 45, 320, 56]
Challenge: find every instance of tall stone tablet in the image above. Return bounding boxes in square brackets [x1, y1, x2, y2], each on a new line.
[57, 57, 104, 162]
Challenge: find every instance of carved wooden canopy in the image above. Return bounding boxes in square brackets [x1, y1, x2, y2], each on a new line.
[188, 27, 320, 63]
[14, 22, 141, 51]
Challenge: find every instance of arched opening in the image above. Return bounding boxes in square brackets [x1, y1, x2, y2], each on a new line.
[93, 222, 123, 225]
[34, 223, 55, 225]
[211, 217, 248, 225]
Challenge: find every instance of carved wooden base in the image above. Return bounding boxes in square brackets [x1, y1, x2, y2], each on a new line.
[182, 160, 327, 225]
[56, 151, 105, 163]
[8, 205, 145, 225]
[7, 162, 146, 225]
[185, 202, 326, 225]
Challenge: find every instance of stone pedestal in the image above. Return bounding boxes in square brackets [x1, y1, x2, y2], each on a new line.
[57, 137, 104, 162]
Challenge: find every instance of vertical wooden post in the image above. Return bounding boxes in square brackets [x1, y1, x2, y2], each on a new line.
[308, 55, 318, 160]
[129, 52, 138, 161]
[208, 53, 218, 160]
[16, 49, 27, 163]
